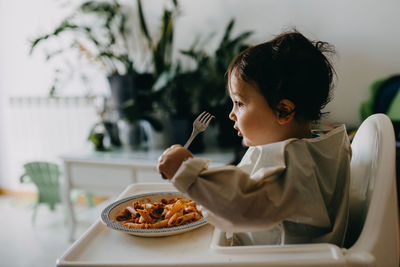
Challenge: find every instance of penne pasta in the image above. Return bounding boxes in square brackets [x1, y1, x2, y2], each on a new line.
[175, 212, 199, 226]
[126, 206, 137, 216]
[123, 222, 145, 229]
[167, 212, 178, 227]
[115, 197, 203, 229]
[149, 219, 169, 229]
[165, 200, 184, 219]
[136, 209, 153, 223]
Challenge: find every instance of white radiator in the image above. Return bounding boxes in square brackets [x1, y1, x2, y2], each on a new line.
[3, 96, 98, 191]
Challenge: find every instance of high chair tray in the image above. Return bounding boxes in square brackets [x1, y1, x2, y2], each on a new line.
[56, 183, 351, 267]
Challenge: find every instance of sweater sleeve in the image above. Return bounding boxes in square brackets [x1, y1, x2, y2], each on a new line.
[171, 143, 335, 233]
[171, 156, 301, 232]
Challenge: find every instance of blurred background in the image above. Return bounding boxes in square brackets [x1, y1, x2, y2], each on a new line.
[1, 0, 400, 193]
[1, 0, 400, 266]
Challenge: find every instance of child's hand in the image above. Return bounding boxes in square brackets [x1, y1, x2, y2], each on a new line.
[157, 145, 193, 180]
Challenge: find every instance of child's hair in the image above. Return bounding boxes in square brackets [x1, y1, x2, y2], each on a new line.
[227, 30, 336, 121]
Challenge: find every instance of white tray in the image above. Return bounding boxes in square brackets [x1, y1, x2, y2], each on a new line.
[56, 183, 349, 267]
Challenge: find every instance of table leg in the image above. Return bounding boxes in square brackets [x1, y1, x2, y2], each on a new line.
[62, 162, 76, 242]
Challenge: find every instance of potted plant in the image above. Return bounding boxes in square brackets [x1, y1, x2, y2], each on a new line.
[154, 19, 253, 150]
[29, 0, 179, 148]
[182, 19, 253, 149]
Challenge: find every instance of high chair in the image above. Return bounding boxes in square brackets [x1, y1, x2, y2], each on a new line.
[211, 113, 399, 266]
[344, 113, 399, 266]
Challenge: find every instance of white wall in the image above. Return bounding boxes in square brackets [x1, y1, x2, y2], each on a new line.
[1, 0, 400, 189]
[173, 0, 400, 126]
[0, 0, 103, 190]
[3, 0, 400, 120]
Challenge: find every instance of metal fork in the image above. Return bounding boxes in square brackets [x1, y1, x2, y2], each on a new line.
[184, 111, 215, 148]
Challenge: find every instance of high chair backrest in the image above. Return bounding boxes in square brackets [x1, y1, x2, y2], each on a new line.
[345, 113, 399, 266]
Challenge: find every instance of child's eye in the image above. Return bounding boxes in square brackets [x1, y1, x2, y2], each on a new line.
[235, 101, 244, 108]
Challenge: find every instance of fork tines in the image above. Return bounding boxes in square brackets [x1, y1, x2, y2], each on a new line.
[198, 111, 215, 124]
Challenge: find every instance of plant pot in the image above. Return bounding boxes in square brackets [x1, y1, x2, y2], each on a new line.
[91, 133, 105, 151]
[103, 121, 122, 147]
[108, 73, 155, 121]
[117, 120, 146, 150]
[170, 118, 205, 153]
[108, 74, 135, 119]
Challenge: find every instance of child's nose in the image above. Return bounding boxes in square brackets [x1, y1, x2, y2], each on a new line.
[229, 110, 236, 121]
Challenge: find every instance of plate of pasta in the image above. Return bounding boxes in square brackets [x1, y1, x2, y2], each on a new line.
[101, 192, 207, 237]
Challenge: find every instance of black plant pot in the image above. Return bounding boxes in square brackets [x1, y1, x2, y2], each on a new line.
[108, 73, 154, 120]
[170, 118, 205, 153]
[117, 120, 147, 150]
[92, 133, 105, 151]
[103, 121, 121, 147]
[108, 73, 135, 119]
[108, 73, 157, 150]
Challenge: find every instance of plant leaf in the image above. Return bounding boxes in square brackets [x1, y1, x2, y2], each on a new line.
[137, 0, 152, 47]
[29, 20, 78, 54]
[152, 70, 177, 92]
[219, 18, 235, 48]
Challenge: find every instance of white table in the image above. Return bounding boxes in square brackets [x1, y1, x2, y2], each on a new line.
[60, 149, 234, 241]
[56, 183, 348, 267]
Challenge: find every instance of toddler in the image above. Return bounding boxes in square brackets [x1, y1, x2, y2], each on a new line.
[157, 30, 351, 246]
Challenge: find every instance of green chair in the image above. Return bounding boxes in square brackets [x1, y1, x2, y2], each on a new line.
[20, 161, 94, 225]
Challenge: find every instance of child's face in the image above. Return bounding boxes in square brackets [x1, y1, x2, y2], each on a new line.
[228, 74, 281, 146]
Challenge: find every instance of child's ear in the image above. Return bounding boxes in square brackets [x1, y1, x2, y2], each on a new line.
[275, 99, 295, 125]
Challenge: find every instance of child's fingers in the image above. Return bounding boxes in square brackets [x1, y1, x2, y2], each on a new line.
[161, 145, 180, 156]
[163, 145, 193, 158]
[157, 153, 174, 180]
[157, 158, 174, 180]
[157, 163, 168, 180]
[157, 155, 166, 173]
[157, 146, 193, 180]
